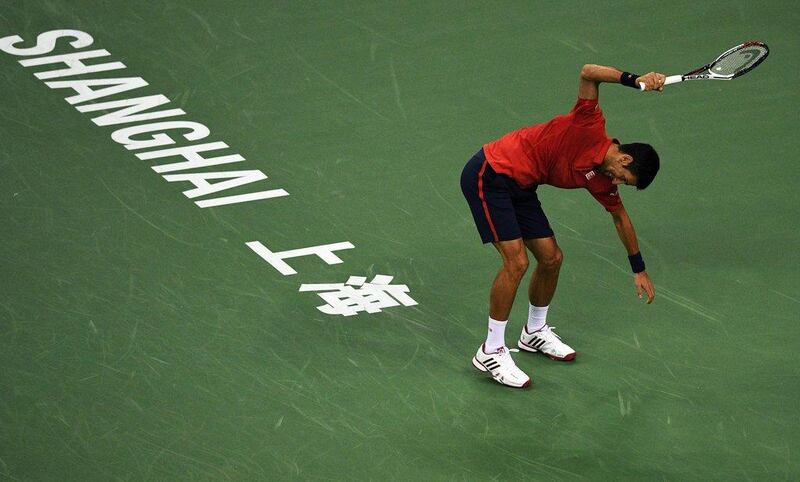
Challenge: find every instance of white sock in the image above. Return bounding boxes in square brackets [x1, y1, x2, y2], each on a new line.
[485, 317, 507, 353]
[527, 304, 548, 332]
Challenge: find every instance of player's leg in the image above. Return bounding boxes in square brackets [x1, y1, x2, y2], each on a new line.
[518, 236, 575, 361]
[489, 238, 528, 322]
[504, 184, 559, 310]
[476, 239, 531, 384]
[460, 149, 528, 329]
[525, 236, 563, 309]
[460, 149, 531, 388]
[510, 187, 575, 361]
[518, 234, 575, 360]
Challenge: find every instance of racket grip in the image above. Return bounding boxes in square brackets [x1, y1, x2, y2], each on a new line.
[639, 74, 682, 91]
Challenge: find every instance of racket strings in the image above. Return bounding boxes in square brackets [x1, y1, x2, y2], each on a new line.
[712, 46, 768, 76]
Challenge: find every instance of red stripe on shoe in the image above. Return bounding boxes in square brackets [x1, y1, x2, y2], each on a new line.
[477, 159, 499, 242]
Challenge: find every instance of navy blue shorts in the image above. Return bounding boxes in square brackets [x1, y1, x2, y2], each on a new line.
[460, 148, 554, 244]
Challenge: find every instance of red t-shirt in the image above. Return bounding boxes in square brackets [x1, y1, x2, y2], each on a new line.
[483, 98, 622, 212]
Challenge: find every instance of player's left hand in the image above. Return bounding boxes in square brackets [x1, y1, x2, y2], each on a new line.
[633, 271, 655, 304]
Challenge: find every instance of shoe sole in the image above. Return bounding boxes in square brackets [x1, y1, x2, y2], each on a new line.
[472, 356, 532, 388]
[517, 340, 576, 362]
[472, 356, 489, 372]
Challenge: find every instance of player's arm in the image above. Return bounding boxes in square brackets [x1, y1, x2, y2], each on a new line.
[579, 64, 667, 99]
[610, 206, 655, 304]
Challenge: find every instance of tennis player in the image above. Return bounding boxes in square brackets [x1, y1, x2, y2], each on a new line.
[462, 65, 665, 388]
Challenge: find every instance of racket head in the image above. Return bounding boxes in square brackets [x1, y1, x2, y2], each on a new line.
[707, 41, 770, 79]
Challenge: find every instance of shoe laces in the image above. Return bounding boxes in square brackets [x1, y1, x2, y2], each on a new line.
[539, 325, 562, 340]
[495, 346, 520, 358]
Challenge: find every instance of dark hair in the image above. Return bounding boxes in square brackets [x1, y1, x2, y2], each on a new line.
[619, 142, 660, 190]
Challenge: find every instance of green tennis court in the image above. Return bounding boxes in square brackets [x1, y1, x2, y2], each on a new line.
[1, 1, 798, 480]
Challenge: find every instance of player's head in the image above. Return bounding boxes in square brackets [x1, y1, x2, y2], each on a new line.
[617, 142, 660, 190]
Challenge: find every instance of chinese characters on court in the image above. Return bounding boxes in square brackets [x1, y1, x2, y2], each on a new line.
[246, 241, 417, 316]
[299, 275, 418, 316]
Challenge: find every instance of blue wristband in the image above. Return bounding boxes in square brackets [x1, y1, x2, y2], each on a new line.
[628, 252, 646, 273]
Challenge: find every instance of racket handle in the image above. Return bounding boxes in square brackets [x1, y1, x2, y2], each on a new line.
[638, 74, 683, 91]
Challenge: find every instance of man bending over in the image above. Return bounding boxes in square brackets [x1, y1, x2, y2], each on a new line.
[461, 65, 665, 388]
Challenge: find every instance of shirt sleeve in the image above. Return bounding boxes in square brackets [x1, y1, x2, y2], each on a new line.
[587, 176, 623, 212]
[571, 97, 604, 127]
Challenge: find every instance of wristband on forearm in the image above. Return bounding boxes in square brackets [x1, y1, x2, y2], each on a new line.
[628, 252, 646, 273]
[620, 71, 640, 89]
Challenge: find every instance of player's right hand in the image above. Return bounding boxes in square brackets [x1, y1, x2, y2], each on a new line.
[637, 72, 667, 91]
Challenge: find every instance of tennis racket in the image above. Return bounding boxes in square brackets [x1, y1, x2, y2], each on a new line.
[639, 41, 769, 91]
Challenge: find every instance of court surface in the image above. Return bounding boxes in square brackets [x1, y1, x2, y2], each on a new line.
[1, 1, 799, 480]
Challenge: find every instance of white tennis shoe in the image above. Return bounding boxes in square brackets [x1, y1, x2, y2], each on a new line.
[518, 325, 576, 361]
[472, 344, 532, 388]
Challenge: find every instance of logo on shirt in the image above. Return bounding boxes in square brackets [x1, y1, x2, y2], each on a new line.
[584, 170, 596, 181]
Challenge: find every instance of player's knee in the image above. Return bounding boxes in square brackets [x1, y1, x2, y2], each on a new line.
[538, 248, 563, 271]
[504, 252, 529, 278]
